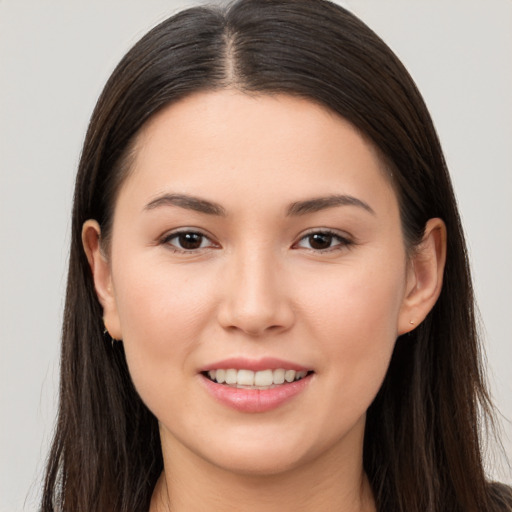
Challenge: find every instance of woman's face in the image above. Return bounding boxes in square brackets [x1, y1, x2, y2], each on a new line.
[100, 91, 417, 475]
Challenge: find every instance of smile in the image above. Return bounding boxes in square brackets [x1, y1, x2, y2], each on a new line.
[204, 368, 311, 389]
[200, 359, 314, 413]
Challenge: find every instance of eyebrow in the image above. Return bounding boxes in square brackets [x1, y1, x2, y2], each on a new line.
[143, 192, 374, 217]
[286, 194, 375, 216]
[144, 193, 227, 216]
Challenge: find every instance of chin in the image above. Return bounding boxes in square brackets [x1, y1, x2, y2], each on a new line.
[186, 421, 353, 479]
[204, 444, 311, 477]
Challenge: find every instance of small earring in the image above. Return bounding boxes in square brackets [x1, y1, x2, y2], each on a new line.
[409, 320, 415, 325]
[103, 322, 117, 348]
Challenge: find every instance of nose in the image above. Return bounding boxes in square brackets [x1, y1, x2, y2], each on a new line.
[216, 249, 295, 337]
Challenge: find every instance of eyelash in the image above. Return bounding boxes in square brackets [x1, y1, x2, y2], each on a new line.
[160, 230, 218, 253]
[294, 229, 353, 253]
[159, 229, 354, 254]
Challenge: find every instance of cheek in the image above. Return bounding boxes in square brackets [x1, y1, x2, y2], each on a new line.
[303, 258, 405, 336]
[300, 260, 405, 405]
[114, 252, 217, 330]
[111, 257, 217, 394]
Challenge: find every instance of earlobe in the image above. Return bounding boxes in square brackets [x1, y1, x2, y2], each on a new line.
[81, 220, 122, 340]
[398, 218, 447, 335]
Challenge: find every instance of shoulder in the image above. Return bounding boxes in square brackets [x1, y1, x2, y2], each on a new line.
[488, 482, 512, 511]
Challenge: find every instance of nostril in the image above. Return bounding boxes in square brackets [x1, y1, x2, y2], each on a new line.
[217, 302, 295, 336]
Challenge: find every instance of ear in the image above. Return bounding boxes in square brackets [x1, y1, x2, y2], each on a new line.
[397, 218, 447, 335]
[82, 220, 123, 340]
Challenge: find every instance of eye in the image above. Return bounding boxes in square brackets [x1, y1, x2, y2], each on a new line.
[161, 230, 217, 252]
[295, 230, 352, 252]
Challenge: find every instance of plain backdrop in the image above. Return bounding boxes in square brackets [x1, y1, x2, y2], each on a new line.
[1, 1, 511, 510]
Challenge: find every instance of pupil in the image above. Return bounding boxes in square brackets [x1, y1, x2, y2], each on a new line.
[309, 233, 332, 250]
[179, 233, 202, 250]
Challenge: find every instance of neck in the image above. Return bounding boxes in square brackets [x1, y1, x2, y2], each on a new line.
[150, 423, 375, 512]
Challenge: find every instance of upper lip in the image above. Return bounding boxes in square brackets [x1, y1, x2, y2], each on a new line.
[200, 357, 311, 373]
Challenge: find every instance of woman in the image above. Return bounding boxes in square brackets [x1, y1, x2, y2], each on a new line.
[41, 0, 511, 511]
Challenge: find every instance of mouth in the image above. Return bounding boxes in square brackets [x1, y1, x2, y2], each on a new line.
[199, 358, 315, 412]
[201, 368, 314, 390]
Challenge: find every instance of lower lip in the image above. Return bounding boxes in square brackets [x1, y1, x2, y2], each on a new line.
[200, 374, 313, 413]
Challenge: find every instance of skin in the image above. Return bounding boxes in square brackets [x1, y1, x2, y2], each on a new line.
[83, 91, 446, 511]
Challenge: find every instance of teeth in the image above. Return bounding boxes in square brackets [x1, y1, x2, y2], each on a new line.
[205, 368, 310, 387]
[225, 369, 238, 385]
[284, 369, 296, 383]
[237, 369, 255, 386]
[273, 368, 285, 384]
[254, 369, 273, 387]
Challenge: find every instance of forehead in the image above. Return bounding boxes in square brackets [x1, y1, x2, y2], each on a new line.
[117, 90, 397, 217]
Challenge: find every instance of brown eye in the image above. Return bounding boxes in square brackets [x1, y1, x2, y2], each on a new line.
[308, 233, 333, 250]
[177, 232, 204, 250]
[295, 231, 351, 252]
[163, 231, 213, 252]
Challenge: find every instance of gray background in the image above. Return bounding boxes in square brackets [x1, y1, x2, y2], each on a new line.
[1, 1, 511, 510]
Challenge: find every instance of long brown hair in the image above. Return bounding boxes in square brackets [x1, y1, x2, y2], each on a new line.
[41, 1, 510, 510]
